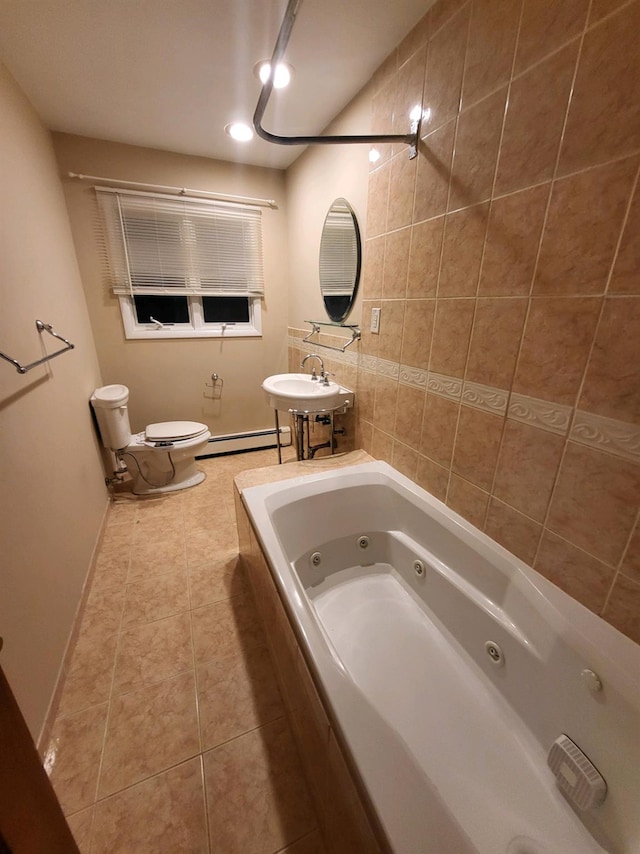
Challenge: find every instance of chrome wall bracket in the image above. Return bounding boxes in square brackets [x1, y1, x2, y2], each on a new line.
[253, 0, 421, 159]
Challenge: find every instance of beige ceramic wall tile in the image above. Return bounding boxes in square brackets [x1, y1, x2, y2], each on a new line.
[416, 454, 450, 501]
[387, 152, 418, 230]
[371, 428, 394, 463]
[373, 375, 400, 434]
[99, 671, 200, 797]
[602, 574, 640, 644]
[621, 521, 640, 583]
[452, 405, 504, 491]
[391, 441, 419, 479]
[534, 157, 637, 295]
[400, 299, 436, 369]
[446, 474, 490, 529]
[479, 183, 549, 296]
[449, 87, 507, 210]
[382, 228, 411, 298]
[430, 0, 468, 35]
[46, 703, 108, 815]
[546, 442, 640, 565]
[484, 499, 543, 565]
[423, 5, 469, 133]
[414, 120, 456, 221]
[395, 384, 427, 449]
[513, 297, 602, 406]
[559, 1, 640, 174]
[91, 758, 208, 854]
[279, 830, 327, 854]
[609, 182, 640, 294]
[514, 0, 589, 73]
[366, 163, 390, 237]
[579, 297, 640, 425]
[393, 47, 427, 138]
[407, 217, 444, 298]
[377, 300, 407, 362]
[465, 297, 527, 389]
[429, 298, 475, 376]
[534, 531, 616, 613]
[420, 394, 459, 467]
[203, 717, 316, 854]
[361, 236, 385, 300]
[398, 9, 431, 67]
[438, 203, 489, 296]
[461, 0, 520, 108]
[493, 420, 565, 522]
[495, 40, 579, 196]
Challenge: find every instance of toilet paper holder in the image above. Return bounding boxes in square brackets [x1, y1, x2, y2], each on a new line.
[204, 373, 224, 399]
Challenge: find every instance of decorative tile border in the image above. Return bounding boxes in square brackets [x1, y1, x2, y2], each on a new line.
[287, 337, 640, 464]
[571, 410, 640, 463]
[427, 372, 462, 401]
[399, 365, 428, 389]
[507, 393, 573, 436]
[462, 381, 508, 415]
[376, 358, 400, 380]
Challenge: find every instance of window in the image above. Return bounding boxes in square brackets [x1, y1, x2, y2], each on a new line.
[97, 189, 264, 339]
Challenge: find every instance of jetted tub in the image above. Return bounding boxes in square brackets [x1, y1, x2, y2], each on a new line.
[241, 461, 640, 854]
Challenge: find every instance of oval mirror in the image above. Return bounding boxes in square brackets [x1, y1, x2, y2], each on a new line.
[319, 197, 361, 323]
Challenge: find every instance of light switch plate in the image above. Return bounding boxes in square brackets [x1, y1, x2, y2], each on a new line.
[371, 307, 381, 334]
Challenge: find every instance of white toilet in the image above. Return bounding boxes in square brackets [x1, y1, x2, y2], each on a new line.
[90, 384, 211, 495]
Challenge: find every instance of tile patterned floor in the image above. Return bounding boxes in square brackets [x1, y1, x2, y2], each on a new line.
[45, 448, 325, 853]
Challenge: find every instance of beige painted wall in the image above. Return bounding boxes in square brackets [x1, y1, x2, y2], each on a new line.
[0, 64, 107, 738]
[53, 134, 290, 440]
[285, 89, 371, 340]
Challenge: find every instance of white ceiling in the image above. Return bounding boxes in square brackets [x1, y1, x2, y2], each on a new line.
[0, 0, 431, 170]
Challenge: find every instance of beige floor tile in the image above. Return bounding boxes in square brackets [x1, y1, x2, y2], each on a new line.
[185, 502, 233, 535]
[132, 511, 184, 540]
[121, 569, 190, 628]
[203, 717, 316, 854]
[80, 585, 125, 642]
[91, 758, 208, 854]
[191, 595, 265, 666]
[46, 703, 108, 815]
[91, 544, 131, 592]
[99, 671, 200, 797]
[101, 524, 135, 549]
[57, 632, 118, 717]
[186, 524, 238, 565]
[197, 643, 284, 750]
[112, 611, 194, 694]
[128, 532, 187, 581]
[188, 552, 247, 609]
[66, 806, 94, 854]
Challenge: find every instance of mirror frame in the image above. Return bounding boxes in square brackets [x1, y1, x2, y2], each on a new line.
[319, 198, 362, 323]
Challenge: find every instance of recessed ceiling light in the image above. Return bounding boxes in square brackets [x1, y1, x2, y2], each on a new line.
[225, 122, 254, 142]
[254, 60, 293, 89]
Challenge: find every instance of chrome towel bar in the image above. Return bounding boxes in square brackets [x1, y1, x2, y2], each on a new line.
[0, 320, 75, 374]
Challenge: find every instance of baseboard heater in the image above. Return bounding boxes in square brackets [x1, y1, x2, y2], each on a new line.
[197, 426, 291, 458]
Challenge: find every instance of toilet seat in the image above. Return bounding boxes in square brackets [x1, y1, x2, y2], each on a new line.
[145, 421, 209, 443]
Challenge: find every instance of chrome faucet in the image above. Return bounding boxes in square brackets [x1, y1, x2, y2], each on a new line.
[301, 353, 325, 380]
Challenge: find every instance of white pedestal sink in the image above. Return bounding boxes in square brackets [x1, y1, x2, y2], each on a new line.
[262, 373, 353, 413]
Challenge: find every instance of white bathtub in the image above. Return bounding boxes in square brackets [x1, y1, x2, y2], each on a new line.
[241, 461, 640, 854]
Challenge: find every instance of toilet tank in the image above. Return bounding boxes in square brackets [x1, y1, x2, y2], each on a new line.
[90, 384, 133, 450]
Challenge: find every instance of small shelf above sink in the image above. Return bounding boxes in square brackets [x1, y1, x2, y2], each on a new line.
[262, 373, 354, 413]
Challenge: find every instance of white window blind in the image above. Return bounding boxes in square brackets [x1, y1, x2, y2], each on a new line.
[96, 189, 265, 297]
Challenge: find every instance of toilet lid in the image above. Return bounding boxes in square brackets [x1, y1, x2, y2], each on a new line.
[145, 421, 208, 441]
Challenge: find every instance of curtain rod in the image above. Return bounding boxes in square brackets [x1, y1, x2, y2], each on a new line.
[66, 172, 278, 209]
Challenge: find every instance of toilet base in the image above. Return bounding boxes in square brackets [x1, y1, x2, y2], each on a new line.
[132, 468, 206, 495]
